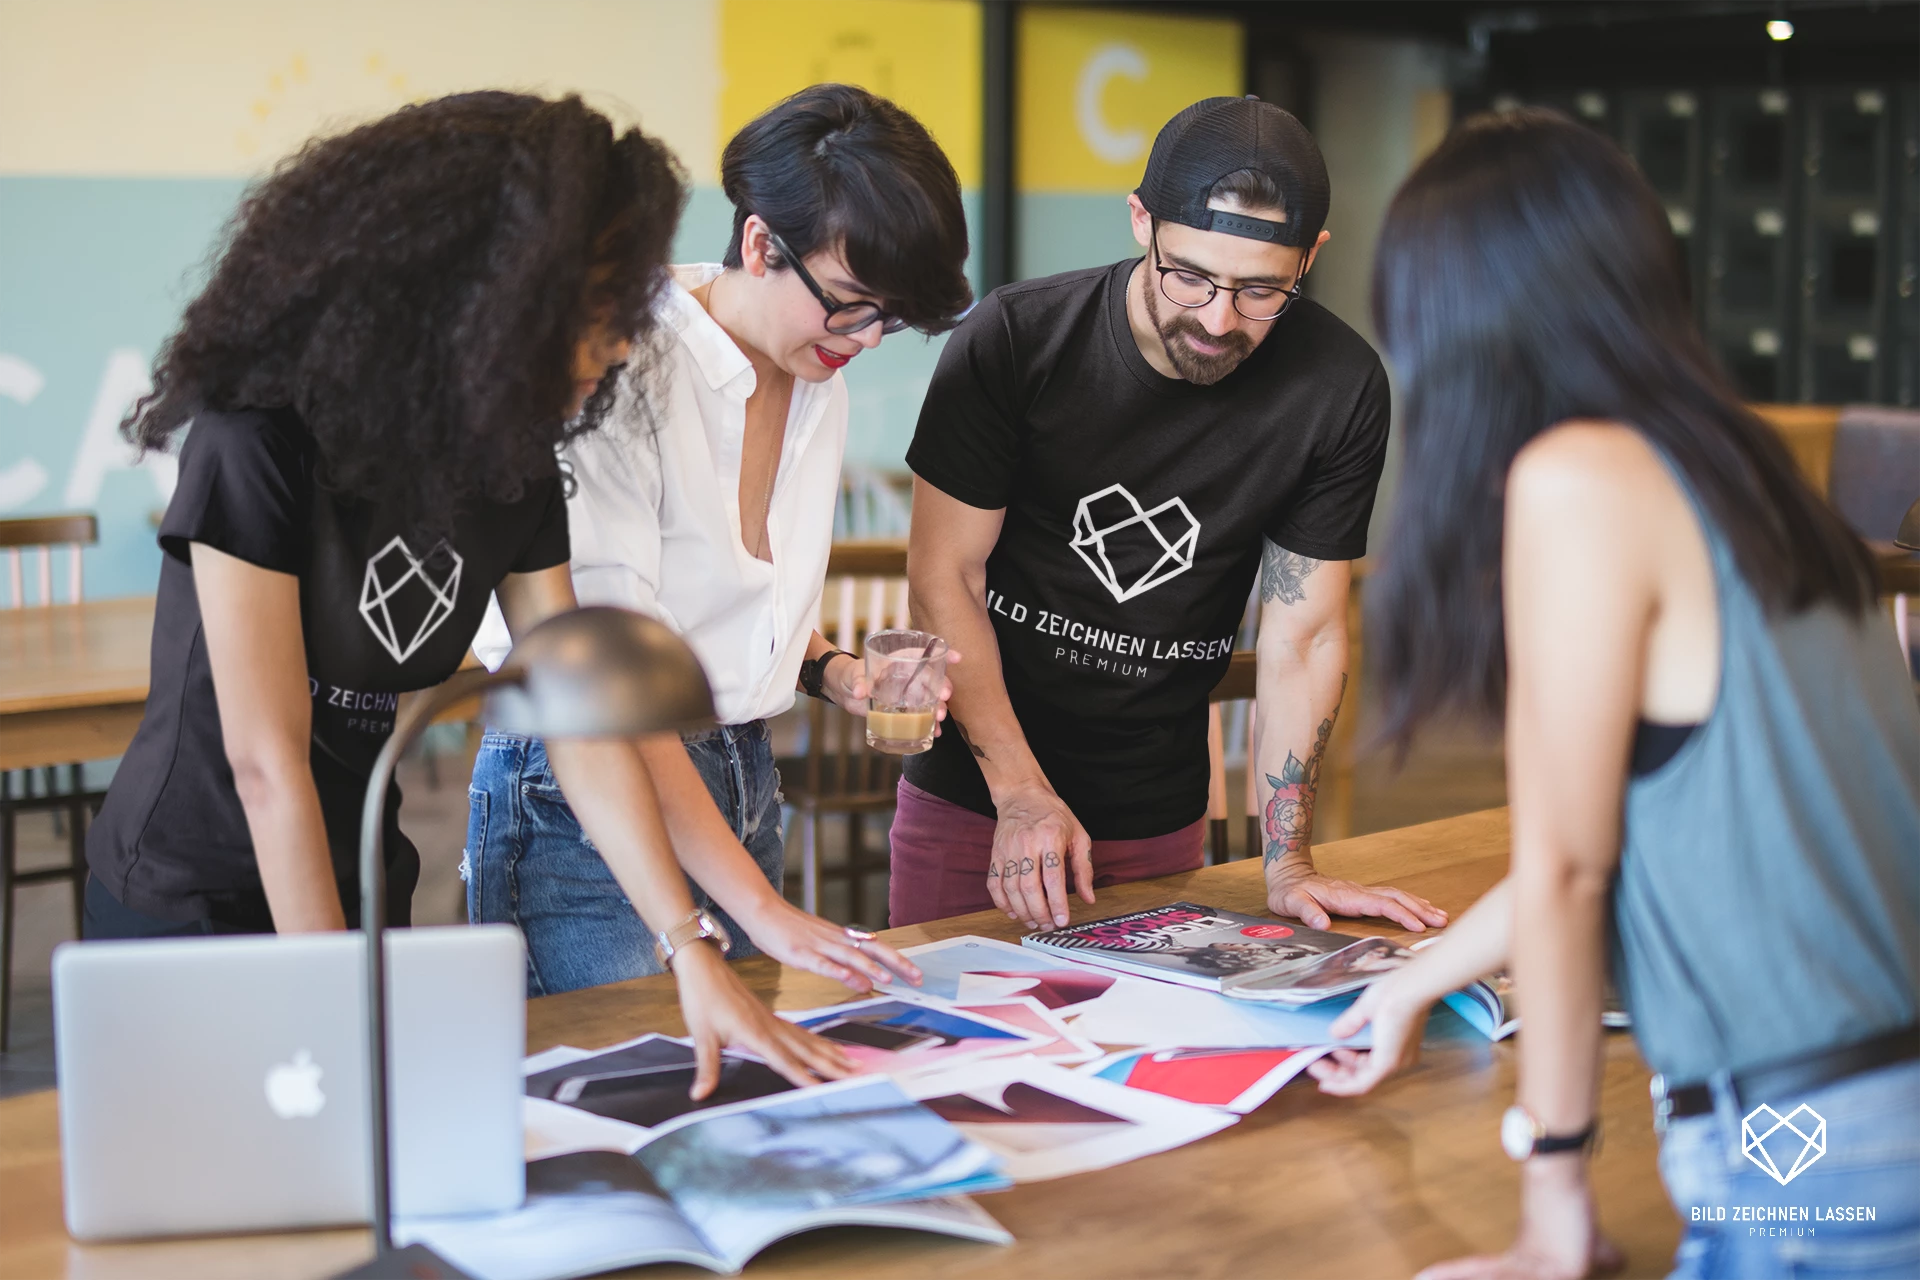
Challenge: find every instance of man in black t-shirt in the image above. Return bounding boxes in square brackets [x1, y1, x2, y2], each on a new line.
[892, 97, 1449, 937]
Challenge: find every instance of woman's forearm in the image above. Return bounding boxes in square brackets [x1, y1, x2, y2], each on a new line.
[233, 761, 346, 932]
[1398, 875, 1515, 1004]
[543, 736, 701, 936]
[634, 733, 785, 925]
[1513, 857, 1610, 1133]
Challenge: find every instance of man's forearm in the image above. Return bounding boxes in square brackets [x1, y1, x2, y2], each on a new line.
[1255, 637, 1348, 869]
[909, 571, 1050, 799]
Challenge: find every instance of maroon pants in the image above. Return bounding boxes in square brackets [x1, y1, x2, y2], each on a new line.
[886, 779, 1205, 927]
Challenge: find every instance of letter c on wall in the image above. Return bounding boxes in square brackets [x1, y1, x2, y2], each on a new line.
[1075, 42, 1149, 164]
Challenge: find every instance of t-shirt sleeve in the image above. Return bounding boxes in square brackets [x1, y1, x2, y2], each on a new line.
[157, 408, 308, 574]
[1264, 358, 1391, 562]
[509, 473, 573, 574]
[904, 291, 1024, 511]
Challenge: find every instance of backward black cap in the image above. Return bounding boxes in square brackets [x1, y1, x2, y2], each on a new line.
[1135, 96, 1330, 248]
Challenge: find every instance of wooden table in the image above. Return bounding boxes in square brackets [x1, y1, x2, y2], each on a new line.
[0, 808, 1683, 1279]
[0, 597, 153, 773]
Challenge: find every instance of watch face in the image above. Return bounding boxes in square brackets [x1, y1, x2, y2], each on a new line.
[1501, 1105, 1537, 1161]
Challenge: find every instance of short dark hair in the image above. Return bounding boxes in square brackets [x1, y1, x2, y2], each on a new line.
[127, 91, 686, 533]
[1367, 108, 1873, 751]
[721, 83, 971, 333]
[1207, 167, 1285, 216]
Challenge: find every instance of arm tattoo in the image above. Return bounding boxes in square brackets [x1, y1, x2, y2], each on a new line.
[1262, 674, 1347, 867]
[1260, 539, 1322, 606]
[951, 717, 988, 760]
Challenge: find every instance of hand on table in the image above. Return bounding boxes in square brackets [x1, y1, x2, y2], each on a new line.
[986, 784, 1094, 930]
[824, 649, 962, 736]
[1415, 1159, 1623, 1280]
[1307, 969, 1434, 1095]
[1264, 856, 1450, 932]
[670, 941, 853, 1097]
[737, 893, 924, 994]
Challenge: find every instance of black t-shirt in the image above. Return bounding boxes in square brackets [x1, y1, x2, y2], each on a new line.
[903, 259, 1389, 840]
[88, 407, 570, 926]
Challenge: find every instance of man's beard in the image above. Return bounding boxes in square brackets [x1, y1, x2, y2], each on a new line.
[1143, 280, 1257, 386]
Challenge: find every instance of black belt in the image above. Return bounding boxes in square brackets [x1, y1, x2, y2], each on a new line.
[1653, 1022, 1920, 1126]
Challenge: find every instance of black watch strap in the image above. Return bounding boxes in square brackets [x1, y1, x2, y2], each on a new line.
[1535, 1123, 1599, 1155]
[799, 649, 856, 700]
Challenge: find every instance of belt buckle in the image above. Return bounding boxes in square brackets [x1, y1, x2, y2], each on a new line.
[1650, 1073, 1674, 1133]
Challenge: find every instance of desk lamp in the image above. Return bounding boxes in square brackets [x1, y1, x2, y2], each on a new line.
[338, 606, 715, 1278]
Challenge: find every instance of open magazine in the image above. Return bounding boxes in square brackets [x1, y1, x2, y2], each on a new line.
[1441, 972, 1634, 1041]
[398, 1077, 1011, 1280]
[1023, 902, 1412, 1003]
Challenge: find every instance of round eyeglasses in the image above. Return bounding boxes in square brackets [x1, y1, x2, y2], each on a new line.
[1151, 226, 1304, 322]
[764, 226, 910, 335]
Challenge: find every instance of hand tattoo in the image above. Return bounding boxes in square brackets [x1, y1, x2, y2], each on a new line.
[986, 861, 999, 879]
[1044, 851, 1061, 868]
[1003, 860, 1020, 880]
[1260, 539, 1322, 605]
[1019, 857, 1035, 875]
[1263, 674, 1346, 867]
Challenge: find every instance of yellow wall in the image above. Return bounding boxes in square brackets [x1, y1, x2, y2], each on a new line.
[719, 0, 981, 187]
[1017, 6, 1242, 194]
[0, 0, 721, 179]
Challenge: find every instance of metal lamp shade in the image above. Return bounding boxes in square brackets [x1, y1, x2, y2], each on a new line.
[483, 606, 716, 739]
[1897, 497, 1920, 552]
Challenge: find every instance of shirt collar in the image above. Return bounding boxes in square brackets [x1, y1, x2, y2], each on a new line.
[664, 264, 755, 396]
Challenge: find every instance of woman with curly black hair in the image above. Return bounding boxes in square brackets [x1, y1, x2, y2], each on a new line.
[85, 91, 853, 1091]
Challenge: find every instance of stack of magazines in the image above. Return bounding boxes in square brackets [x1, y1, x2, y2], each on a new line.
[1023, 902, 1415, 1005]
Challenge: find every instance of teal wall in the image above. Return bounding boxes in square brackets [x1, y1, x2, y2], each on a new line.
[0, 179, 979, 601]
[1016, 191, 1143, 281]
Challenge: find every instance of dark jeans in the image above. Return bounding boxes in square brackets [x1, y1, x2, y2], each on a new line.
[464, 722, 785, 997]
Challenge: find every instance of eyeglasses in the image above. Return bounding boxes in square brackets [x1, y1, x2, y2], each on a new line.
[763, 226, 910, 336]
[1151, 224, 1303, 322]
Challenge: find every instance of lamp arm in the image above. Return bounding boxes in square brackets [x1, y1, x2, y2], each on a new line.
[358, 665, 523, 1254]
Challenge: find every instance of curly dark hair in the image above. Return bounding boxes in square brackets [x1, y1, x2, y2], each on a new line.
[126, 91, 688, 532]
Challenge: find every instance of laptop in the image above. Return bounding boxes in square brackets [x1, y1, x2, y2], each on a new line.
[53, 924, 526, 1241]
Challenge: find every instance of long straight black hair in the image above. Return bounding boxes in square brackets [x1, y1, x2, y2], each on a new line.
[1368, 108, 1874, 750]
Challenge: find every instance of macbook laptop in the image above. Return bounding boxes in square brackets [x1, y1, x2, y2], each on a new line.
[53, 924, 525, 1241]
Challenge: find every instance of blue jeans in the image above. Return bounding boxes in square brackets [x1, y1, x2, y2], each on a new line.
[464, 722, 785, 997]
[1658, 1058, 1920, 1279]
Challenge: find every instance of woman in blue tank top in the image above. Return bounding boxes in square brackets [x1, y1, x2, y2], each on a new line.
[1308, 110, 1920, 1280]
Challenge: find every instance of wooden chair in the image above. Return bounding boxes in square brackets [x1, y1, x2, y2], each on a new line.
[2, 513, 104, 1051]
[1754, 403, 1919, 673]
[778, 540, 910, 923]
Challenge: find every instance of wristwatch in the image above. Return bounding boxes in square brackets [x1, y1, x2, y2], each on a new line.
[652, 908, 732, 968]
[1501, 1105, 1599, 1161]
[798, 649, 856, 701]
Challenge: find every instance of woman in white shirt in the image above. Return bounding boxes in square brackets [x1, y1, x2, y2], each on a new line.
[469, 85, 971, 996]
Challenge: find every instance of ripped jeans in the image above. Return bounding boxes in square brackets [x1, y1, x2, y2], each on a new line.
[463, 721, 784, 997]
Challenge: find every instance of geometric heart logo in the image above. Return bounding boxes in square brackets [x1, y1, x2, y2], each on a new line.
[358, 535, 463, 664]
[1069, 483, 1200, 604]
[1741, 1102, 1827, 1185]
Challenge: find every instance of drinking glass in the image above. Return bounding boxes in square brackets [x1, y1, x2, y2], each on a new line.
[863, 630, 949, 755]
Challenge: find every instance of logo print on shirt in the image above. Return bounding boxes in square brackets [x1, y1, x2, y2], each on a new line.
[1069, 484, 1199, 603]
[358, 536, 463, 663]
[1740, 1102, 1828, 1185]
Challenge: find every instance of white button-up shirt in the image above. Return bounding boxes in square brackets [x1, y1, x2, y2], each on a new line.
[475, 264, 847, 724]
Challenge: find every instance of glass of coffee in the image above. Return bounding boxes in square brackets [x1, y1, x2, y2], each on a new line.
[863, 629, 949, 755]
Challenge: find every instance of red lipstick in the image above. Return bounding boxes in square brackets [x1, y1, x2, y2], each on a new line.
[814, 345, 852, 370]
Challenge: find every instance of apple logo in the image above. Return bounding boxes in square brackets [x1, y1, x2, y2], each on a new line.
[264, 1049, 326, 1119]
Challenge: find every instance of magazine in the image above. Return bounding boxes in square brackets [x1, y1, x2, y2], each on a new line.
[1085, 1045, 1335, 1114]
[893, 933, 1373, 1049]
[781, 994, 1053, 1075]
[900, 1058, 1235, 1182]
[1441, 973, 1633, 1041]
[399, 1077, 1012, 1280]
[1023, 902, 1406, 1001]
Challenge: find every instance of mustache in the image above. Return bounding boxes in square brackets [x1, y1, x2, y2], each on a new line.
[1161, 313, 1254, 359]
